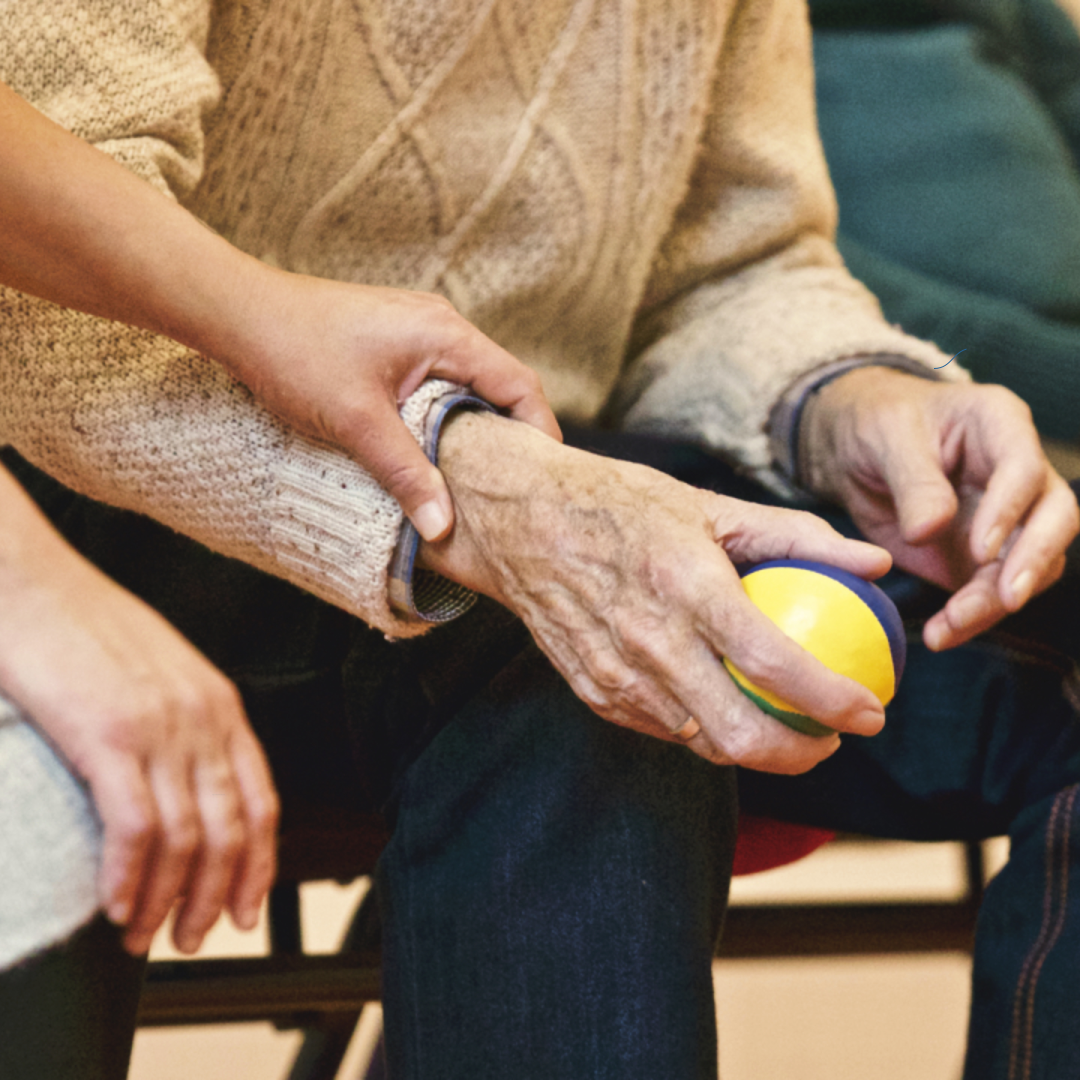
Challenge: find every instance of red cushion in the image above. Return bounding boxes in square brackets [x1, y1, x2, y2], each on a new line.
[732, 813, 835, 876]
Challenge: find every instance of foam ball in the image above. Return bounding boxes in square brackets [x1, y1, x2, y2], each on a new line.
[723, 558, 906, 737]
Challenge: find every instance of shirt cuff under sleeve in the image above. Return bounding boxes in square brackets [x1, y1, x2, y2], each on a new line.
[768, 354, 943, 492]
[388, 391, 496, 623]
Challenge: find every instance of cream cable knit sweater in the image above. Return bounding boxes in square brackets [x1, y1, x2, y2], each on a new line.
[0, 0, 962, 965]
[0, 0, 958, 641]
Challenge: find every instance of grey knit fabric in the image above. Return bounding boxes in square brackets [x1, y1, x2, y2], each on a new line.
[0, 698, 101, 971]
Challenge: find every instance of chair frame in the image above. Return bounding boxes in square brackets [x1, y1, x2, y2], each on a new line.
[138, 836, 986, 1078]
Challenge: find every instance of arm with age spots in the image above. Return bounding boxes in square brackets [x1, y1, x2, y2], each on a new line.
[799, 366, 1080, 650]
[418, 411, 893, 775]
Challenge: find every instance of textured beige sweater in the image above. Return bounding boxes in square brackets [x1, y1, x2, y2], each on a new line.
[0, 0, 955, 638]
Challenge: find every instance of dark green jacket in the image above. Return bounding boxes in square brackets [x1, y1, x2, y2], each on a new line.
[810, 0, 1080, 437]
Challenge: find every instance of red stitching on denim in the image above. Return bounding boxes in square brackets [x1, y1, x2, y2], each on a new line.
[1007, 785, 1078, 1080]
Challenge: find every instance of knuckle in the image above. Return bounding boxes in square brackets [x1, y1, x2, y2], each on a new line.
[615, 615, 663, 666]
[1065, 496, 1080, 536]
[163, 681, 216, 734]
[419, 290, 456, 313]
[984, 382, 1028, 415]
[576, 683, 609, 713]
[180, 693, 215, 732]
[250, 789, 281, 834]
[209, 675, 245, 718]
[114, 806, 157, 849]
[165, 818, 201, 860]
[100, 719, 140, 757]
[730, 641, 784, 689]
[580, 643, 632, 695]
[379, 459, 435, 506]
[790, 508, 836, 537]
[565, 668, 611, 714]
[207, 819, 246, 860]
[715, 721, 770, 768]
[614, 678, 655, 718]
[511, 364, 546, 399]
[721, 721, 831, 775]
[426, 303, 472, 349]
[99, 700, 159, 752]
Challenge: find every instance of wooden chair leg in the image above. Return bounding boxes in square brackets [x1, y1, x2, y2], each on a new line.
[284, 883, 382, 1080]
[362, 1031, 388, 1080]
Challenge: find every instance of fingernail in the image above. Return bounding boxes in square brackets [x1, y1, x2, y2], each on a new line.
[126, 935, 151, 956]
[924, 620, 946, 651]
[954, 592, 988, 627]
[412, 499, 451, 542]
[177, 932, 201, 955]
[238, 907, 258, 932]
[857, 707, 885, 734]
[982, 525, 1004, 562]
[108, 900, 132, 926]
[1010, 570, 1034, 609]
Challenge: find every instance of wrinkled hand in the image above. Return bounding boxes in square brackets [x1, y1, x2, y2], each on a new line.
[418, 413, 893, 774]
[801, 367, 1080, 650]
[0, 468, 279, 955]
[212, 272, 561, 542]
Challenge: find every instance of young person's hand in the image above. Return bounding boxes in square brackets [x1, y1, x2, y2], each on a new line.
[0, 467, 278, 956]
[209, 274, 561, 542]
[0, 81, 560, 544]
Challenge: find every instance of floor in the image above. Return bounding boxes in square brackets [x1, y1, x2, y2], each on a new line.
[130, 837, 1007, 1080]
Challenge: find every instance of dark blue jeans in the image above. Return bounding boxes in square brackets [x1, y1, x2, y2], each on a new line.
[555, 430, 1080, 1080]
[0, 444, 735, 1080]
[740, 555, 1080, 1080]
[4, 436, 1080, 1080]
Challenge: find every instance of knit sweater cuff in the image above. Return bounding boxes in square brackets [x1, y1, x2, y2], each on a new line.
[270, 378, 470, 639]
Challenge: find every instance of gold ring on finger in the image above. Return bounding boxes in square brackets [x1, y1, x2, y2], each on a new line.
[672, 715, 701, 743]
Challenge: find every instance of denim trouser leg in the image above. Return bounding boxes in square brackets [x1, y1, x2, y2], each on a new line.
[0, 916, 146, 1080]
[0, 447, 738, 1079]
[8, 434, 1080, 1078]
[739, 559, 1080, 1080]
[971, 786, 1080, 1080]
[377, 647, 737, 1080]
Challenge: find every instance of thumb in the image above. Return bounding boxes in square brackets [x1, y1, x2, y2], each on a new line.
[339, 397, 456, 542]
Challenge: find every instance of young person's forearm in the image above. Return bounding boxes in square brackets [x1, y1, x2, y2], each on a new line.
[0, 81, 267, 362]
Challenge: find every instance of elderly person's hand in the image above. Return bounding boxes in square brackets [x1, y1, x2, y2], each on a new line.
[800, 367, 1080, 650]
[0, 466, 278, 957]
[418, 412, 893, 775]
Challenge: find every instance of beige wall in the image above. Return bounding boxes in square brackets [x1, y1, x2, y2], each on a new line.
[1059, 0, 1080, 29]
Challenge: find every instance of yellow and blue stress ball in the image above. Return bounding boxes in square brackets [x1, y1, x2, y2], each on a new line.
[723, 559, 906, 737]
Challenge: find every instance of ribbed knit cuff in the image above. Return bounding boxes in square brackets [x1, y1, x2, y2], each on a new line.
[271, 379, 473, 638]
